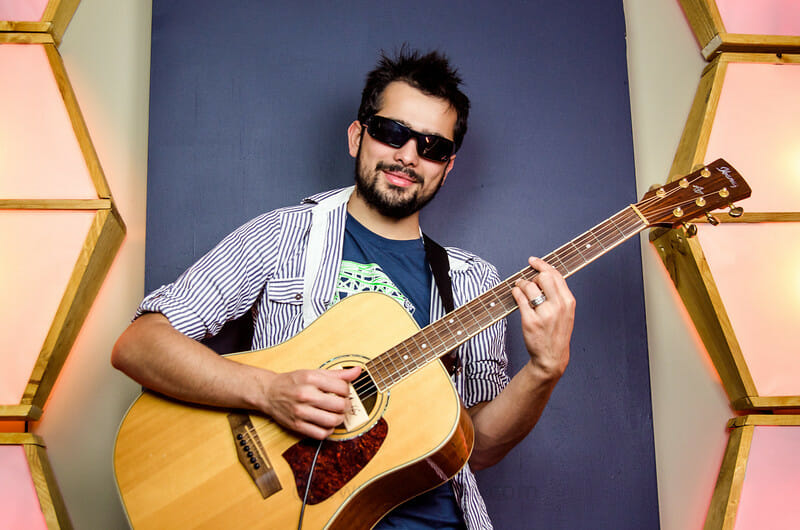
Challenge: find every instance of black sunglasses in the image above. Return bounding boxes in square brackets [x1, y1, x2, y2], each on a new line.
[362, 115, 455, 162]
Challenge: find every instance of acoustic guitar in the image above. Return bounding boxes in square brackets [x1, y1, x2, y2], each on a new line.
[114, 159, 750, 529]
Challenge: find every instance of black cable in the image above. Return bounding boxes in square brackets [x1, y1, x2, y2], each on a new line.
[297, 438, 325, 530]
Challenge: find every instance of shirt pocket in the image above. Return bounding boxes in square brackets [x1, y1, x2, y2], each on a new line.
[265, 276, 305, 344]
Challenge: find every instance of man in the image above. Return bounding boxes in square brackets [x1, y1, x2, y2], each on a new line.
[112, 49, 574, 529]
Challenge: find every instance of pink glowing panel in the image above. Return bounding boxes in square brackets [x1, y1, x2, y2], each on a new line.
[734, 426, 800, 530]
[716, 0, 800, 36]
[0, 445, 48, 530]
[697, 223, 800, 396]
[0, 44, 96, 199]
[706, 62, 800, 212]
[0, 210, 95, 404]
[0, 0, 49, 22]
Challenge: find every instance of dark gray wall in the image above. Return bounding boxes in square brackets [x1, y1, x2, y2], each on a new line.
[146, 1, 658, 528]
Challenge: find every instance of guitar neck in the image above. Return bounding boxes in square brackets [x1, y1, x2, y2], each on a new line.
[366, 205, 647, 391]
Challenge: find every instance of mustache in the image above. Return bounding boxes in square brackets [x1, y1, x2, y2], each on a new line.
[375, 162, 423, 183]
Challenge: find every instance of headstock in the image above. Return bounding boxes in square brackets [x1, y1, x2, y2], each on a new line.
[636, 159, 751, 233]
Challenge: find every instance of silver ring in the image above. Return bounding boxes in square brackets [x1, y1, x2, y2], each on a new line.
[529, 293, 546, 308]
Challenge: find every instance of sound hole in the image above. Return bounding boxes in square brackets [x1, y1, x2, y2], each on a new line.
[321, 356, 389, 440]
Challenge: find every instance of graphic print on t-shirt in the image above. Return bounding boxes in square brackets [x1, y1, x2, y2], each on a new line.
[331, 260, 417, 317]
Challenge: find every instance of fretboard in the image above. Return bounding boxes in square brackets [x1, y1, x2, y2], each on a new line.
[365, 205, 647, 391]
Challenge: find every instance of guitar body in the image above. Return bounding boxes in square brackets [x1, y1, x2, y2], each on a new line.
[114, 292, 474, 529]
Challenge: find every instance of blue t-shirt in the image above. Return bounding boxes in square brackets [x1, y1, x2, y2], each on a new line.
[335, 213, 464, 529]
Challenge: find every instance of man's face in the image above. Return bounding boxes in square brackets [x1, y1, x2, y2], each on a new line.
[348, 81, 458, 219]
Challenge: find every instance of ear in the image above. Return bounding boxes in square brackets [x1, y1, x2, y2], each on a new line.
[441, 154, 456, 186]
[347, 120, 363, 158]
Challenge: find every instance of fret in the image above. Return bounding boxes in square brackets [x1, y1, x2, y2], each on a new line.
[572, 232, 602, 263]
[434, 317, 460, 353]
[546, 251, 570, 276]
[568, 240, 589, 264]
[426, 322, 453, 358]
[399, 338, 418, 366]
[611, 214, 628, 238]
[552, 245, 582, 275]
[410, 330, 436, 364]
[382, 350, 405, 381]
[395, 342, 421, 369]
[586, 226, 608, 250]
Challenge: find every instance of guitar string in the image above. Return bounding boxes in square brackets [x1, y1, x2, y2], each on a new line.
[359, 206, 647, 390]
[355, 206, 650, 393]
[350, 169, 739, 395]
[349, 208, 645, 396]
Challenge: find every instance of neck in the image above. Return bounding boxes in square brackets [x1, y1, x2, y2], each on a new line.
[346, 190, 421, 240]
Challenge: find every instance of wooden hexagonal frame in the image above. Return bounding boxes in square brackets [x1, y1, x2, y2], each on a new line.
[1, 20, 125, 420]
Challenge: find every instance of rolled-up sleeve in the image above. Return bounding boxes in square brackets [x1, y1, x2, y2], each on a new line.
[136, 211, 282, 339]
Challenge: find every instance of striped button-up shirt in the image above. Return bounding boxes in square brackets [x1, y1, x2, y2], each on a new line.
[138, 187, 510, 529]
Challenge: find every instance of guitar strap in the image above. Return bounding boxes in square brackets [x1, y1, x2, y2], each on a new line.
[422, 233, 459, 376]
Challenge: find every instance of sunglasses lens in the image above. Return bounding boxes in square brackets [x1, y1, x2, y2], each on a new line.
[366, 116, 454, 162]
[368, 116, 411, 148]
[418, 136, 453, 162]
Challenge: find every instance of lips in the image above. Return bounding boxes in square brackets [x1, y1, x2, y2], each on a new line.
[376, 163, 420, 188]
[383, 170, 417, 187]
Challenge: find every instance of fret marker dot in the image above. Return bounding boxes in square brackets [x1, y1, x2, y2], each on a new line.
[403, 355, 408, 360]
[585, 243, 591, 249]
[422, 344, 427, 348]
[490, 302, 495, 307]
[449, 318, 454, 323]
[457, 330, 463, 335]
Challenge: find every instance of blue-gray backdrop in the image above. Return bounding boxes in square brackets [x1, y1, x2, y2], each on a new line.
[145, 1, 659, 528]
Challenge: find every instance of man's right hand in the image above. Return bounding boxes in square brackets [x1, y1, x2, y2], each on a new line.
[258, 367, 362, 440]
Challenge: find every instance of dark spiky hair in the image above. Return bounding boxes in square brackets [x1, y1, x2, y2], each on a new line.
[357, 47, 470, 151]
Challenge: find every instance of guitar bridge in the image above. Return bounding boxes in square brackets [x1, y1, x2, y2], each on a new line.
[227, 413, 282, 499]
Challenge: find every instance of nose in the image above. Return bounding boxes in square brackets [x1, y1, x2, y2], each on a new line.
[393, 137, 419, 167]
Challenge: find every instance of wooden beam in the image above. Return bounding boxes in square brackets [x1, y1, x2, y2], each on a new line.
[0, 32, 55, 44]
[0, 405, 43, 421]
[0, 199, 111, 210]
[732, 397, 800, 412]
[703, 424, 752, 530]
[43, 44, 113, 199]
[704, 35, 800, 60]
[0, 22, 53, 33]
[0, 433, 45, 445]
[25, 443, 74, 529]
[696, 212, 800, 224]
[669, 56, 727, 179]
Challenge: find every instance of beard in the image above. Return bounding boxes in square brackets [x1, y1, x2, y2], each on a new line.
[353, 145, 445, 219]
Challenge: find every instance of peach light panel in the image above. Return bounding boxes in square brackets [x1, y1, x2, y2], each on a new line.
[697, 223, 800, 396]
[0, 210, 95, 404]
[734, 426, 800, 529]
[0, 446, 48, 530]
[0, 43, 96, 199]
[705, 62, 800, 212]
[0, 0, 49, 21]
[716, 0, 800, 37]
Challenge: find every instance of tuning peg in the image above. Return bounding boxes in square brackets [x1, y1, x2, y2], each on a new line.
[705, 212, 720, 226]
[682, 222, 698, 237]
[728, 203, 744, 218]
